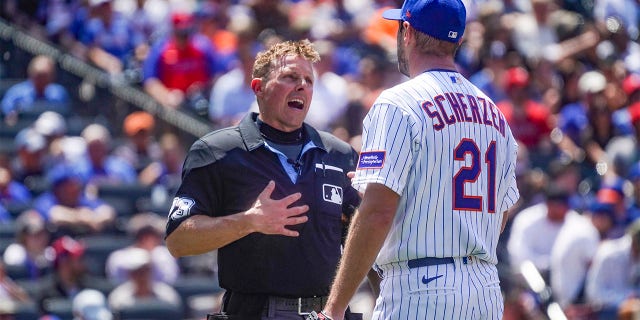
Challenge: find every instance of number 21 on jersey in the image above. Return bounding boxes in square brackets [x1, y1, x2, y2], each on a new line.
[453, 139, 496, 213]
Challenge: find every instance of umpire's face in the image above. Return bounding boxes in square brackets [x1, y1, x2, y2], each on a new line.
[252, 54, 314, 132]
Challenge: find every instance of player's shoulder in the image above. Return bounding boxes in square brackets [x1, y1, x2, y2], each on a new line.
[184, 126, 243, 170]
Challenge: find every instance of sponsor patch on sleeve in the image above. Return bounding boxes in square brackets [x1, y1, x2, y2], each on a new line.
[357, 151, 386, 169]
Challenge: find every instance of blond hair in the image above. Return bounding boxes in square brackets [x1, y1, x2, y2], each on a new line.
[252, 39, 320, 80]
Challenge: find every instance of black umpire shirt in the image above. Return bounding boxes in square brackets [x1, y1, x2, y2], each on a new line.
[166, 112, 361, 297]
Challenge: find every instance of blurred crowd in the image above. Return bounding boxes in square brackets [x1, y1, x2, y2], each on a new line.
[0, 0, 640, 319]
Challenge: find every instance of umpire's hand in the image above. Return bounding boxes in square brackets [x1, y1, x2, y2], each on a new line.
[246, 180, 309, 237]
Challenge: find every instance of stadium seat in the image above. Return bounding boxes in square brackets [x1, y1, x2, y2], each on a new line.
[0, 221, 15, 255]
[0, 220, 15, 239]
[12, 301, 40, 320]
[42, 297, 73, 320]
[97, 183, 153, 217]
[172, 274, 222, 317]
[14, 280, 45, 303]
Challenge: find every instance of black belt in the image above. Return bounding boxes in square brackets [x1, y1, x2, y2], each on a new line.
[407, 257, 454, 269]
[270, 296, 328, 314]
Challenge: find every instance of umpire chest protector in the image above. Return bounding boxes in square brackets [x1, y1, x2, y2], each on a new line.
[167, 113, 360, 297]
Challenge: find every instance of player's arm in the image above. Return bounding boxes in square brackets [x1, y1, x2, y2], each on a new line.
[166, 181, 309, 257]
[323, 182, 399, 319]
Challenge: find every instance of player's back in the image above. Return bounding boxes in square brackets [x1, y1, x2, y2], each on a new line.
[356, 70, 520, 266]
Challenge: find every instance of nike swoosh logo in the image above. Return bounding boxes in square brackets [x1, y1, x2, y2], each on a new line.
[422, 274, 443, 284]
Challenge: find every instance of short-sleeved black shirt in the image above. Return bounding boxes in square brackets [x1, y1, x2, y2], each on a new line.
[166, 113, 361, 297]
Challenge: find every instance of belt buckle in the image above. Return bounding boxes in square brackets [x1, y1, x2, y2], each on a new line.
[297, 297, 310, 316]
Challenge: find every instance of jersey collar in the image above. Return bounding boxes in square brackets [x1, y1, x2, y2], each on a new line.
[238, 112, 327, 152]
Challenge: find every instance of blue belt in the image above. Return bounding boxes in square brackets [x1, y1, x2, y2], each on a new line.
[407, 257, 454, 269]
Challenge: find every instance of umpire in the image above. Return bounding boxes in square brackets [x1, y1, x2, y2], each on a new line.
[165, 40, 363, 319]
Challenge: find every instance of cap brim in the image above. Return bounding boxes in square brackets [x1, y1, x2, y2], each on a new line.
[382, 8, 403, 21]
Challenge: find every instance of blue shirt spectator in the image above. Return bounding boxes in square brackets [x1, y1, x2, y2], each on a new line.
[79, 1, 142, 64]
[32, 163, 116, 236]
[79, 123, 137, 185]
[1, 55, 69, 117]
[0, 176, 32, 208]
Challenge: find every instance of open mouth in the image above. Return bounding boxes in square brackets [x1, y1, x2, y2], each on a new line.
[288, 98, 304, 110]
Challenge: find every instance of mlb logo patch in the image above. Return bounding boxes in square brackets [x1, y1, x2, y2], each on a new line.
[448, 31, 458, 39]
[169, 197, 195, 220]
[357, 151, 385, 169]
[323, 184, 343, 205]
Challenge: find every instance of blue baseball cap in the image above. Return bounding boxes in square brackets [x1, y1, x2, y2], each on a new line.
[382, 0, 466, 43]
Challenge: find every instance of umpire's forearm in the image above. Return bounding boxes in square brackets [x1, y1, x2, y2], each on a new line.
[166, 214, 253, 257]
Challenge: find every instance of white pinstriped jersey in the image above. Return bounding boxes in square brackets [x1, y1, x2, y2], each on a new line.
[352, 70, 520, 266]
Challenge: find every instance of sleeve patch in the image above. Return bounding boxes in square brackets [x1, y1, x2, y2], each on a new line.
[169, 197, 196, 220]
[357, 151, 386, 169]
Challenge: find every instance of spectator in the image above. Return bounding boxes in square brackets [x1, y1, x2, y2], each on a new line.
[33, 110, 66, 139]
[2, 209, 53, 280]
[245, 0, 293, 40]
[196, 1, 238, 71]
[207, 27, 257, 128]
[555, 70, 612, 171]
[507, 185, 578, 280]
[0, 163, 32, 210]
[0, 55, 69, 122]
[509, 0, 560, 62]
[588, 201, 619, 240]
[78, 0, 144, 75]
[593, 0, 639, 45]
[586, 219, 640, 317]
[596, 178, 630, 238]
[38, 236, 91, 314]
[112, 111, 162, 182]
[78, 123, 137, 186]
[469, 40, 509, 103]
[107, 247, 181, 311]
[11, 128, 49, 194]
[597, 15, 640, 75]
[112, 0, 170, 44]
[72, 288, 113, 320]
[549, 202, 600, 309]
[336, 53, 393, 138]
[33, 163, 116, 237]
[105, 212, 178, 285]
[137, 132, 184, 190]
[496, 66, 553, 152]
[303, 40, 349, 132]
[143, 12, 221, 111]
[605, 77, 640, 175]
[546, 157, 586, 211]
[611, 73, 640, 137]
[628, 162, 640, 222]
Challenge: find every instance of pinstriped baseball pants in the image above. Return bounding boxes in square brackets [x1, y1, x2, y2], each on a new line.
[372, 257, 503, 319]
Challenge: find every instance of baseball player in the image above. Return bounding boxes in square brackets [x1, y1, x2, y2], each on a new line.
[318, 0, 520, 319]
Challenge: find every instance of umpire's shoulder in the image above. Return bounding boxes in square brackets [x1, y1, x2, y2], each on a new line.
[317, 130, 354, 154]
[183, 126, 243, 170]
